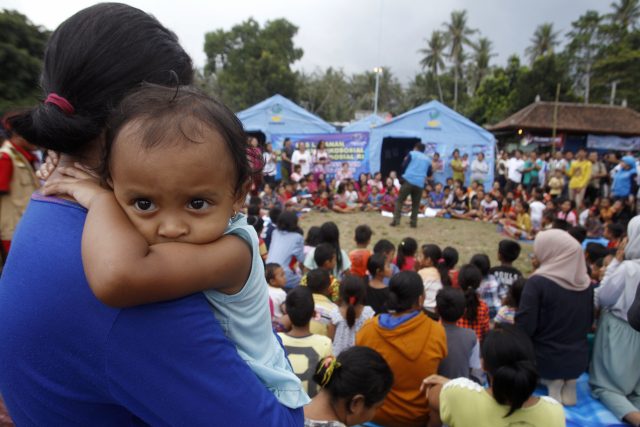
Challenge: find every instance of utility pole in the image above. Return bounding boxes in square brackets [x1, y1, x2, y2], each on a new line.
[551, 83, 561, 156]
[610, 81, 618, 105]
[373, 67, 382, 116]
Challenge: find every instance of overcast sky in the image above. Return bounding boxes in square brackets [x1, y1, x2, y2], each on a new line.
[5, 0, 609, 84]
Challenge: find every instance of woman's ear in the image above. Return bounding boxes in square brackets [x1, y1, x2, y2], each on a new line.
[348, 394, 366, 415]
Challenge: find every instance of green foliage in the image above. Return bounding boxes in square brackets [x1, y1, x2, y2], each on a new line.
[0, 10, 49, 113]
[525, 23, 561, 65]
[297, 68, 352, 122]
[203, 18, 303, 111]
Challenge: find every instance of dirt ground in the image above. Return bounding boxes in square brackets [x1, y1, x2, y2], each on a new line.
[297, 211, 534, 276]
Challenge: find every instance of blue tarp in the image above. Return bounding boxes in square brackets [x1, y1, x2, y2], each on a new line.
[342, 114, 386, 132]
[368, 100, 496, 190]
[236, 94, 336, 141]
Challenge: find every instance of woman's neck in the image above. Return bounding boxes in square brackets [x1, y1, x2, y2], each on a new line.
[369, 277, 386, 289]
[304, 391, 341, 422]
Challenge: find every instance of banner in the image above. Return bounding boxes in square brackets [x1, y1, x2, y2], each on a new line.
[587, 134, 640, 151]
[271, 132, 369, 179]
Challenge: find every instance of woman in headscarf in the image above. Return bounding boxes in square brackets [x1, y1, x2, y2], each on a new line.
[590, 216, 640, 427]
[515, 229, 594, 406]
[611, 155, 638, 200]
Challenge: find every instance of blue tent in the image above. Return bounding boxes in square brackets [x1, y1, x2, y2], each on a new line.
[236, 94, 336, 141]
[342, 114, 386, 132]
[368, 100, 496, 189]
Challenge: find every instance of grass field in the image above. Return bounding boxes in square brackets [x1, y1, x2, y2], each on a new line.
[298, 211, 534, 276]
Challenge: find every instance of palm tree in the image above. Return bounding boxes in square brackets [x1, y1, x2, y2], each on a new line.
[443, 10, 476, 110]
[419, 30, 447, 103]
[525, 23, 560, 65]
[610, 0, 640, 30]
[470, 37, 496, 93]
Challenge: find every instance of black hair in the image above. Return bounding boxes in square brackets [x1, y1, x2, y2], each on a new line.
[305, 226, 322, 246]
[314, 243, 337, 268]
[265, 263, 281, 284]
[421, 244, 451, 287]
[103, 85, 256, 195]
[442, 246, 459, 269]
[306, 268, 331, 294]
[498, 240, 521, 263]
[606, 222, 625, 239]
[249, 196, 262, 206]
[285, 286, 315, 327]
[354, 224, 373, 245]
[396, 237, 418, 270]
[503, 277, 525, 309]
[436, 287, 466, 322]
[585, 242, 609, 263]
[246, 215, 263, 235]
[373, 239, 395, 256]
[277, 211, 302, 233]
[320, 222, 343, 272]
[247, 204, 260, 216]
[470, 253, 491, 277]
[568, 226, 587, 244]
[552, 218, 570, 231]
[9, 3, 193, 154]
[387, 271, 423, 313]
[340, 276, 367, 328]
[269, 206, 282, 223]
[482, 324, 538, 417]
[313, 346, 393, 410]
[415, 142, 426, 152]
[518, 200, 529, 212]
[458, 264, 483, 322]
[367, 253, 387, 277]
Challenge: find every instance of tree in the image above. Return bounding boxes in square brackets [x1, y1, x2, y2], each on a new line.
[297, 68, 352, 122]
[566, 11, 602, 103]
[609, 0, 640, 31]
[419, 31, 447, 103]
[443, 10, 476, 111]
[348, 68, 405, 117]
[511, 54, 576, 111]
[468, 37, 496, 94]
[525, 23, 560, 65]
[0, 10, 49, 112]
[203, 18, 303, 111]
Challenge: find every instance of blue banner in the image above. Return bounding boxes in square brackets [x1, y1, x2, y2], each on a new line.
[271, 132, 370, 179]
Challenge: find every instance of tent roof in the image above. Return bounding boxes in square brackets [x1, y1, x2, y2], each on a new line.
[236, 94, 336, 137]
[487, 101, 640, 136]
[342, 114, 386, 132]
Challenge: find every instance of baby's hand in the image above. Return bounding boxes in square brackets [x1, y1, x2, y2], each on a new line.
[42, 163, 111, 209]
[36, 151, 59, 181]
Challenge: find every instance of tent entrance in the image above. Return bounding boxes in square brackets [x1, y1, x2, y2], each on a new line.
[380, 137, 420, 178]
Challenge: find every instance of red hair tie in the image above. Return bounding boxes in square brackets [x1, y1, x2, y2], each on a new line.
[348, 296, 357, 305]
[44, 93, 75, 115]
[438, 258, 445, 264]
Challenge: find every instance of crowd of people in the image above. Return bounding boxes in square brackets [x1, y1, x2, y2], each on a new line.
[0, 3, 639, 427]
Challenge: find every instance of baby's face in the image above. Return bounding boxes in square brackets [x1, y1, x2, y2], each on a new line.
[110, 122, 241, 245]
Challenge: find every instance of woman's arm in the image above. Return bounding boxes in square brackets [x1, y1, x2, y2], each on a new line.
[43, 167, 251, 307]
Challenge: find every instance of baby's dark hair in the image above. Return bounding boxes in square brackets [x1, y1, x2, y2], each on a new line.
[498, 239, 521, 263]
[606, 222, 625, 239]
[269, 207, 282, 223]
[285, 286, 314, 327]
[503, 277, 526, 309]
[354, 224, 373, 245]
[387, 271, 423, 313]
[436, 287, 466, 322]
[367, 253, 387, 277]
[442, 246, 459, 269]
[458, 264, 483, 322]
[568, 226, 587, 244]
[264, 263, 281, 284]
[305, 226, 322, 246]
[585, 242, 609, 263]
[482, 324, 538, 417]
[306, 268, 331, 294]
[397, 237, 418, 270]
[247, 204, 261, 216]
[470, 253, 491, 277]
[373, 239, 395, 256]
[421, 244, 451, 287]
[314, 243, 337, 269]
[103, 85, 257, 195]
[340, 276, 366, 328]
[246, 215, 263, 235]
[313, 346, 393, 410]
[8, 3, 193, 154]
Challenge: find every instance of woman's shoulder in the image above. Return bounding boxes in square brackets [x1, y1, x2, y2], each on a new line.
[443, 377, 484, 394]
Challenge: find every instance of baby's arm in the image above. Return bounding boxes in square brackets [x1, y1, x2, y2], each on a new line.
[43, 166, 250, 307]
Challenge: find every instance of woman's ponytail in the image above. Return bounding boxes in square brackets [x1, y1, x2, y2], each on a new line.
[491, 360, 538, 416]
[458, 264, 482, 322]
[339, 276, 366, 328]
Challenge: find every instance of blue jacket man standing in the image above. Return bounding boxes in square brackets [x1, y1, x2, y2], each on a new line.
[391, 142, 431, 228]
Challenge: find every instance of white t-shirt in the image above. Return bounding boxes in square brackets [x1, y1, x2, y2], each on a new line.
[262, 152, 277, 176]
[506, 158, 525, 183]
[268, 286, 287, 318]
[291, 150, 312, 176]
[529, 201, 546, 230]
[481, 200, 499, 216]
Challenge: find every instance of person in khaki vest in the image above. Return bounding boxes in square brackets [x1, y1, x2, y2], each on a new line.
[0, 117, 40, 256]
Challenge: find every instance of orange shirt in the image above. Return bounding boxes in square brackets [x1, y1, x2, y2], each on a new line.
[349, 248, 371, 277]
[356, 313, 447, 427]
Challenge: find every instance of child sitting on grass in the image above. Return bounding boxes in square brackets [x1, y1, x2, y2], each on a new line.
[495, 277, 525, 325]
[328, 276, 375, 356]
[489, 239, 523, 298]
[305, 268, 339, 338]
[365, 253, 392, 314]
[349, 225, 372, 278]
[456, 264, 491, 343]
[417, 244, 449, 315]
[278, 287, 332, 398]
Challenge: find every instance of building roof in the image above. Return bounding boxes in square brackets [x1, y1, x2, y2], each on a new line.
[487, 102, 640, 136]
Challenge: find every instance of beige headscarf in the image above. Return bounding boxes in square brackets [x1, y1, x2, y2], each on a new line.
[625, 215, 640, 260]
[533, 229, 591, 291]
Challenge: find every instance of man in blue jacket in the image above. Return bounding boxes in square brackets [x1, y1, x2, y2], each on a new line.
[390, 142, 431, 228]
